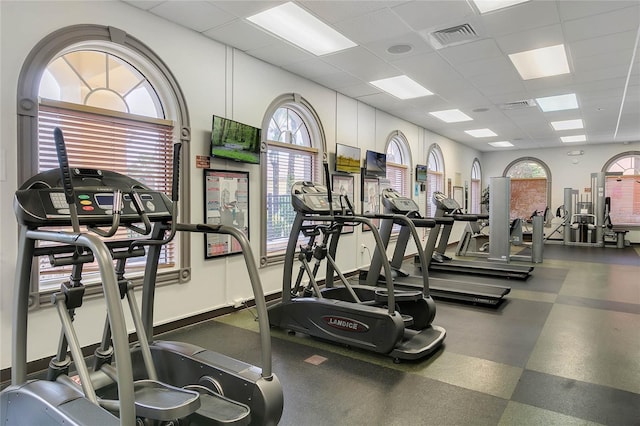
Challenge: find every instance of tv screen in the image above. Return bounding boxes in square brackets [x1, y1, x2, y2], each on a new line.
[211, 115, 261, 164]
[416, 164, 428, 182]
[335, 143, 361, 174]
[365, 150, 386, 177]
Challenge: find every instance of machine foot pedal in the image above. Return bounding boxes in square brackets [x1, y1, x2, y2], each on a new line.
[133, 380, 201, 421]
[185, 385, 251, 425]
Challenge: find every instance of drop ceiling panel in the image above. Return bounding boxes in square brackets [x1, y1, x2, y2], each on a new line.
[390, 1, 475, 32]
[285, 58, 344, 80]
[495, 24, 565, 54]
[481, 1, 560, 37]
[557, 1, 639, 21]
[337, 83, 383, 99]
[246, 41, 315, 67]
[149, 1, 235, 32]
[562, 6, 640, 42]
[302, 1, 396, 24]
[312, 72, 365, 90]
[123, 0, 163, 11]
[390, 52, 464, 89]
[437, 38, 503, 66]
[322, 47, 401, 82]
[362, 32, 434, 61]
[203, 20, 276, 51]
[211, 1, 285, 18]
[332, 8, 413, 45]
[568, 30, 639, 61]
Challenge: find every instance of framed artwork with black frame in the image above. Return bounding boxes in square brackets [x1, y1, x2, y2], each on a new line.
[332, 174, 355, 234]
[204, 169, 249, 258]
[362, 176, 380, 231]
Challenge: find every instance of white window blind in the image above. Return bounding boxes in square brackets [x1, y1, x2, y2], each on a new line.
[427, 171, 443, 217]
[37, 101, 175, 290]
[606, 176, 640, 225]
[386, 162, 407, 196]
[471, 179, 481, 214]
[266, 143, 317, 254]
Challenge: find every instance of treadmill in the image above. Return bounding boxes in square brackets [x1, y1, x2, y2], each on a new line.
[361, 188, 510, 306]
[426, 192, 533, 279]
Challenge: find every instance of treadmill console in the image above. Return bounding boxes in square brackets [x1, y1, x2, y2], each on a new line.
[381, 188, 419, 214]
[432, 191, 460, 212]
[290, 181, 352, 215]
[15, 168, 172, 227]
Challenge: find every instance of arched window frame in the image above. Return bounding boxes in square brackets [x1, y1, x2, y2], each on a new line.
[426, 143, 445, 217]
[385, 131, 411, 196]
[259, 93, 326, 266]
[602, 151, 640, 227]
[470, 158, 482, 214]
[385, 131, 411, 235]
[16, 25, 191, 308]
[503, 157, 551, 223]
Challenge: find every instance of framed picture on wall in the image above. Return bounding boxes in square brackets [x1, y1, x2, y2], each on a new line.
[332, 174, 355, 234]
[203, 169, 249, 259]
[362, 177, 380, 231]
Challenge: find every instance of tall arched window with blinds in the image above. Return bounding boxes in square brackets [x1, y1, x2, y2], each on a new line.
[426, 144, 445, 217]
[261, 95, 325, 264]
[471, 159, 482, 214]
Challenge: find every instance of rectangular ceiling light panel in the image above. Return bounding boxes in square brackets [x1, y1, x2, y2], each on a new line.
[465, 128, 497, 137]
[536, 93, 578, 112]
[369, 75, 433, 100]
[561, 135, 586, 143]
[429, 109, 473, 123]
[247, 2, 357, 56]
[551, 119, 583, 131]
[472, 0, 531, 14]
[489, 141, 514, 147]
[508, 44, 570, 80]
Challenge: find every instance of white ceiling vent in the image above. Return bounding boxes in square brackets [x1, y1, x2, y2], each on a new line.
[426, 23, 481, 49]
[499, 99, 537, 110]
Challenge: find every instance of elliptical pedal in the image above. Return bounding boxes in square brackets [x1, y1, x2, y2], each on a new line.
[184, 385, 251, 425]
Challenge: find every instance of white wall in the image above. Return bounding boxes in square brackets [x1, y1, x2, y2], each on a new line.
[0, 1, 482, 369]
[481, 142, 640, 242]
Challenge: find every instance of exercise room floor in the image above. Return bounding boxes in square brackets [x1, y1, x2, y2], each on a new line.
[161, 244, 640, 426]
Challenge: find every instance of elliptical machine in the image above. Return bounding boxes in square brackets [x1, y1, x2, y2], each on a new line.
[268, 171, 445, 362]
[1, 128, 283, 425]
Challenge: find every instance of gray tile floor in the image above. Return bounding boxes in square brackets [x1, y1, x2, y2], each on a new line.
[162, 244, 640, 425]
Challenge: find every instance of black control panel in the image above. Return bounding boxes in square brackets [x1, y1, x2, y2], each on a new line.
[381, 188, 420, 214]
[290, 181, 351, 215]
[14, 168, 172, 227]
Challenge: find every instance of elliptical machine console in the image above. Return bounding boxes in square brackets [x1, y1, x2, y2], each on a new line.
[14, 168, 172, 227]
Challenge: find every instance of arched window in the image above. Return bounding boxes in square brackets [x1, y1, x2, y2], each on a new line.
[261, 94, 325, 264]
[470, 159, 482, 214]
[603, 151, 640, 226]
[385, 131, 410, 196]
[504, 158, 551, 221]
[385, 132, 411, 234]
[17, 26, 189, 300]
[426, 144, 445, 217]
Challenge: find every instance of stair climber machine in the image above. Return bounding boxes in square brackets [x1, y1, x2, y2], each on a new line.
[267, 172, 445, 362]
[424, 192, 533, 280]
[361, 188, 510, 306]
[1, 128, 283, 425]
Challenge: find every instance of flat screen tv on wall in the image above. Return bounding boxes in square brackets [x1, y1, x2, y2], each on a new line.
[211, 115, 261, 164]
[416, 164, 428, 182]
[335, 143, 361, 173]
[364, 150, 386, 177]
